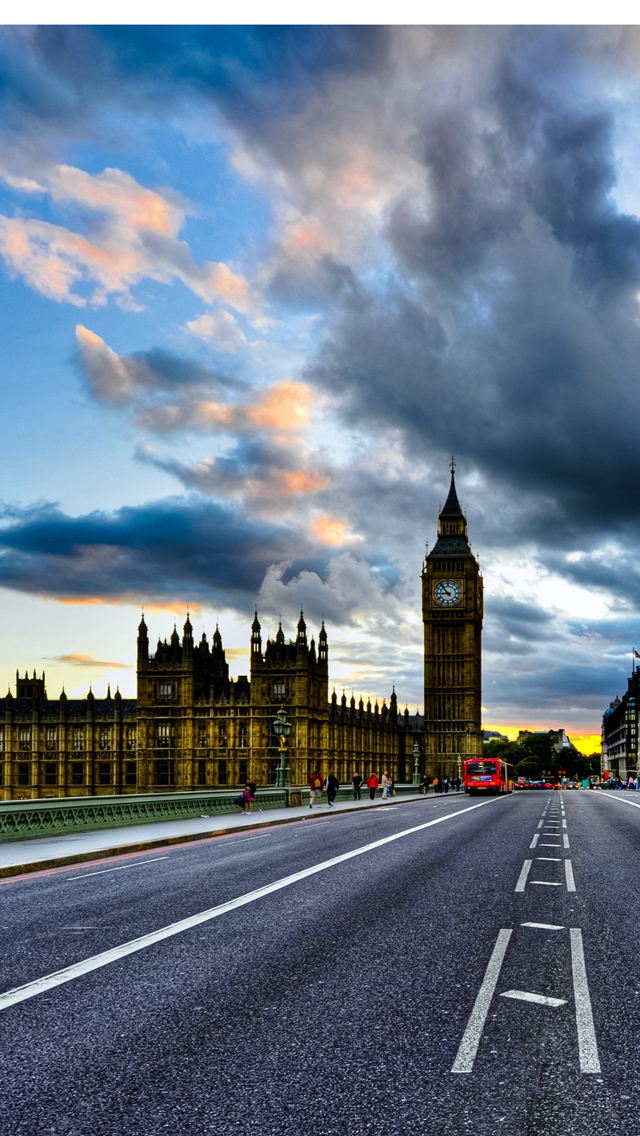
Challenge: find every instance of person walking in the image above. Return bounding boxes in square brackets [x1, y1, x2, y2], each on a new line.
[433, 777, 440, 794]
[326, 771, 339, 807]
[367, 772, 379, 801]
[443, 776, 450, 794]
[380, 771, 392, 800]
[234, 784, 253, 814]
[352, 771, 363, 800]
[453, 776, 461, 793]
[309, 769, 324, 808]
[420, 775, 430, 795]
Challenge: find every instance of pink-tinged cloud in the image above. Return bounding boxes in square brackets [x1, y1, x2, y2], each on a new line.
[0, 164, 255, 312]
[77, 328, 319, 444]
[47, 653, 134, 669]
[310, 514, 362, 545]
[248, 381, 314, 431]
[279, 469, 330, 494]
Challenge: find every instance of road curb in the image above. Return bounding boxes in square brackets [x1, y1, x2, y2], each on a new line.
[0, 794, 432, 879]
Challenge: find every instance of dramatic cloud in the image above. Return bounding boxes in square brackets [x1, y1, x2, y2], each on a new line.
[0, 164, 253, 311]
[0, 497, 314, 606]
[6, 27, 640, 730]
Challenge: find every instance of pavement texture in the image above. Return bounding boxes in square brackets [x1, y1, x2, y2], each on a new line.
[0, 790, 635, 1135]
[0, 790, 429, 874]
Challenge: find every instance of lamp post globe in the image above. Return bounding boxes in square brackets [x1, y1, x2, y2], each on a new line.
[274, 707, 292, 788]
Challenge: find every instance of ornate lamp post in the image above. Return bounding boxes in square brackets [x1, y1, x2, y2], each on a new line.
[412, 741, 421, 786]
[273, 707, 291, 788]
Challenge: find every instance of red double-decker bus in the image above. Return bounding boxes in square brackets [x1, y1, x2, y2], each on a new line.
[463, 758, 512, 794]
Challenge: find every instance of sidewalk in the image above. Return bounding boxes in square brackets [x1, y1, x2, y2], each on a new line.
[0, 792, 434, 878]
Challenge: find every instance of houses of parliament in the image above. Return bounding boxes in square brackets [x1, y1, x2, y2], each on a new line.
[0, 468, 483, 800]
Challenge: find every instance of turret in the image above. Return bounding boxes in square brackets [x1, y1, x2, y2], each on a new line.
[251, 611, 262, 657]
[183, 613, 193, 653]
[212, 623, 224, 658]
[137, 612, 148, 662]
[296, 610, 307, 648]
[318, 620, 328, 664]
[389, 686, 398, 724]
[275, 621, 285, 646]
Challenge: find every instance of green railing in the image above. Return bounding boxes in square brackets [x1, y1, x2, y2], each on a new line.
[0, 784, 419, 842]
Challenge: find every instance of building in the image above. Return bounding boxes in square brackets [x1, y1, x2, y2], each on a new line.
[422, 464, 483, 776]
[0, 463, 477, 798]
[0, 613, 421, 800]
[602, 671, 639, 780]
[517, 728, 573, 754]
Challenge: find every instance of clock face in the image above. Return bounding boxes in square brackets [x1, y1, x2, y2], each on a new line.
[433, 580, 462, 606]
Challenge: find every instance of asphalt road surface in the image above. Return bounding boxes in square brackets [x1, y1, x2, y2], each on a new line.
[0, 789, 639, 1135]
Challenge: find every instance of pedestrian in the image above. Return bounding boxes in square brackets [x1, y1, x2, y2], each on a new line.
[309, 769, 324, 808]
[629, 776, 636, 790]
[443, 776, 450, 794]
[421, 775, 430, 795]
[636, 773, 640, 792]
[326, 771, 339, 807]
[234, 785, 253, 814]
[389, 776, 396, 797]
[367, 772, 379, 800]
[433, 777, 440, 794]
[380, 770, 392, 800]
[453, 776, 461, 793]
[248, 779, 258, 807]
[352, 771, 363, 800]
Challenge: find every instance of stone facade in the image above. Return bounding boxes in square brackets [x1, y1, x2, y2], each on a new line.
[0, 613, 421, 800]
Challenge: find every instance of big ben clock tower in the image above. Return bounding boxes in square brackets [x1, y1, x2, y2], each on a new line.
[422, 461, 483, 777]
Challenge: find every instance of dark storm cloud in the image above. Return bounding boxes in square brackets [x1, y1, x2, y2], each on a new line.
[0, 26, 390, 162]
[0, 497, 316, 606]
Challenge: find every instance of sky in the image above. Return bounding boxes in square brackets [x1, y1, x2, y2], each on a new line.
[3, 25, 640, 751]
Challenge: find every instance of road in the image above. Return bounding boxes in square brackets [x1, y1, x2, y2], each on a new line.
[0, 789, 638, 1135]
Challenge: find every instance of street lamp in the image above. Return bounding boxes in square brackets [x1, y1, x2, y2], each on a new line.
[412, 741, 421, 786]
[273, 706, 291, 788]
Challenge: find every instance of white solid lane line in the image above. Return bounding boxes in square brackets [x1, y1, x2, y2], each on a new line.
[451, 929, 512, 1074]
[563, 834, 570, 848]
[521, 922, 564, 930]
[67, 857, 168, 880]
[515, 860, 532, 892]
[603, 795, 640, 811]
[500, 990, 566, 1007]
[529, 833, 540, 849]
[565, 861, 576, 892]
[570, 929, 601, 1074]
[0, 795, 507, 1013]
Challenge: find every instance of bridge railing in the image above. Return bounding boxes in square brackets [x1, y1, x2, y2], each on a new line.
[0, 784, 421, 842]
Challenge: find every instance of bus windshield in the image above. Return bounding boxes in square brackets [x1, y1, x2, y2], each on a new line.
[465, 761, 498, 775]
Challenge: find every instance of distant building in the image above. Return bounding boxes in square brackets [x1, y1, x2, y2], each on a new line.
[602, 671, 639, 780]
[517, 728, 573, 753]
[483, 730, 508, 743]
